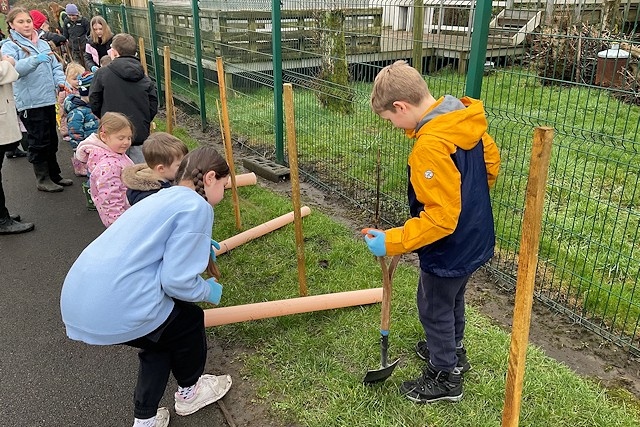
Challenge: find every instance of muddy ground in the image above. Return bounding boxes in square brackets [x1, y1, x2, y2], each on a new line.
[170, 110, 640, 426]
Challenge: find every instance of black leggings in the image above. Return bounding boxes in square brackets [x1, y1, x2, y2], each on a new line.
[124, 300, 207, 419]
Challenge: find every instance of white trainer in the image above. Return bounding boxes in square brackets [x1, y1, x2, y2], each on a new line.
[174, 374, 232, 416]
[155, 407, 170, 427]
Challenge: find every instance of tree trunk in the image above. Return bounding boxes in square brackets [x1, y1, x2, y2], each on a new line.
[317, 9, 354, 114]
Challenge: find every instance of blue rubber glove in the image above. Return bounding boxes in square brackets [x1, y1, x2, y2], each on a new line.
[35, 53, 51, 64]
[362, 228, 387, 257]
[210, 239, 221, 261]
[91, 65, 99, 73]
[205, 277, 223, 304]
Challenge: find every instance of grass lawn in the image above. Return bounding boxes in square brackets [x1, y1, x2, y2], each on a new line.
[161, 120, 640, 427]
[169, 67, 640, 341]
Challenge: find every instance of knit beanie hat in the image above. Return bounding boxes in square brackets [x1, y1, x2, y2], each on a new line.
[30, 10, 48, 30]
[65, 4, 79, 15]
[78, 71, 93, 97]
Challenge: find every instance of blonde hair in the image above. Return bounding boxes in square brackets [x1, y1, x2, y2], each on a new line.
[99, 112, 133, 140]
[370, 60, 431, 114]
[65, 62, 85, 81]
[142, 132, 188, 169]
[89, 16, 113, 45]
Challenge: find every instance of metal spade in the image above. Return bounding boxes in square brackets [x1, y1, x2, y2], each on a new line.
[363, 255, 401, 385]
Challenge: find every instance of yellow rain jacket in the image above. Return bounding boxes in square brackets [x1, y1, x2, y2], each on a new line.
[385, 95, 500, 277]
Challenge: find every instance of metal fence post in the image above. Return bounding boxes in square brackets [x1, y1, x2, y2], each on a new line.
[100, 3, 107, 17]
[191, 0, 207, 130]
[272, 0, 284, 164]
[121, 4, 128, 33]
[464, 0, 492, 98]
[148, 1, 164, 106]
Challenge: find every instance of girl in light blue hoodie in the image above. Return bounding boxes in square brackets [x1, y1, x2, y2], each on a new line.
[1, 7, 71, 193]
[61, 147, 233, 427]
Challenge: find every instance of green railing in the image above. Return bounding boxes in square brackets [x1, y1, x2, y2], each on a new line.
[93, 0, 640, 355]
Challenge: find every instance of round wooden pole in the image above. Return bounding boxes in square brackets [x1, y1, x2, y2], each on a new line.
[216, 57, 242, 230]
[163, 46, 173, 134]
[204, 288, 383, 327]
[138, 37, 148, 76]
[283, 83, 308, 297]
[501, 127, 554, 427]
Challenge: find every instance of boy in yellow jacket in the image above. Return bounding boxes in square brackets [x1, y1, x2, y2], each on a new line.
[363, 60, 500, 403]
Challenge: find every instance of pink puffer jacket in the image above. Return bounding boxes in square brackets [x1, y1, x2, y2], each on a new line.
[76, 133, 134, 227]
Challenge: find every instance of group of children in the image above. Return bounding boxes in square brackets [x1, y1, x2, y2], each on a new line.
[3, 3, 503, 424]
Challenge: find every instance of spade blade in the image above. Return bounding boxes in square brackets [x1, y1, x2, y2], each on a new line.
[363, 358, 400, 385]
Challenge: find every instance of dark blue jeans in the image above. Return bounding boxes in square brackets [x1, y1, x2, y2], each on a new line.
[124, 300, 206, 419]
[417, 270, 471, 372]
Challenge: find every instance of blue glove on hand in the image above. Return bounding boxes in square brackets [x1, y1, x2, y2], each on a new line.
[362, 228, 387, 257]
[35, 53, 51, 64]
[91, 65, 99, 73]
[206, 277, 223, 304]
[210, 239, 221, 261]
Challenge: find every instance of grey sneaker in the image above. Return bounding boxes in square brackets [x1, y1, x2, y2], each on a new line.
[155, 407, 170, 427]
[400, 363, 463, 404]
[415, 340, 471, 373]
[174, 374, 232, 416]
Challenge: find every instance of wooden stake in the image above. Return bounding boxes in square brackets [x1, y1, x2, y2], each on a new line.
[215, 95, 242, 230]
[501, 127, 554, 427]
[163, 46, 173, 134]
[283, 83, 308, 297]
[138, 37, 148, 76]
[215, 58, 242, 229]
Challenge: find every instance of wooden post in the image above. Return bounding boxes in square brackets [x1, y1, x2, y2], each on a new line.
[163, 46, 174, 134]
[283, 83, 308, 297]
[501, 127, 554, 427]
[138, 37, 148, 76]
[216, 57, 242, 230]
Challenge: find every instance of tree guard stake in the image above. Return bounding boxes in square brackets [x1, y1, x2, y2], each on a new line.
[502, 127, 554, 427]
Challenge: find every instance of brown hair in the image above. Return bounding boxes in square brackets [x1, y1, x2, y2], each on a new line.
[99, 112, 133, 139]
[370, 60, 431, 114]
[89, 16, 113, 45]
[65, 62, 85, 81]
[142, 132, 189, 169]
[6, 8, 34, 56]
[175, 147, 230, 280]
[111, 33, 137, 57]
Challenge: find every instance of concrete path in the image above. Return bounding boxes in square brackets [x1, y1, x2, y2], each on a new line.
[0, 144, 230, 426]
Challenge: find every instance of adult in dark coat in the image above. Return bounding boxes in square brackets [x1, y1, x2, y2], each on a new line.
[89, 33, 158, 164]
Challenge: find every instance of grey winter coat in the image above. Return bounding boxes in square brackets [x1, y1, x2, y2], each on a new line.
[0, 60, 22, 145]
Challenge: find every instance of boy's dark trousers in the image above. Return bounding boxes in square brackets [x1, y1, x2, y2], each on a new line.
[417, 270, 471, 371]
[124, 300, 206, 419]
[19, 106, 62, 178]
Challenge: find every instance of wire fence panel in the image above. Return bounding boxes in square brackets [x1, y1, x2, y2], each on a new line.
[94, 0, 640, 354]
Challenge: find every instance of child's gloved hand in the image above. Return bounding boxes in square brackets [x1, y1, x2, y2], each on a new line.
[35, 53, 51, 64]
[90, 65, 98, 73]
[210, 239, 220, 261]
[205, 277, 223, 304]
[361, 228, 387, 256]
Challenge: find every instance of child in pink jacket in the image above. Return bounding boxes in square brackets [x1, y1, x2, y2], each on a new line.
[75, 112, 134, 227]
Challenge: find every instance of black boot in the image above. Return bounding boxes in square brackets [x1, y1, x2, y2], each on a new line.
[52, 175, 74, 186]
[33, 162, 64, 192]
[0, 216, 35, 235]
[5, 147, 27, 159]
[400, 363, 463, 403]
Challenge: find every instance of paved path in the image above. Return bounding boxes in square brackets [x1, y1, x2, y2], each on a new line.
[0, 145, 230, 426]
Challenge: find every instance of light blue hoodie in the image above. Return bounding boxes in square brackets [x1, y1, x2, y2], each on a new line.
[60, 186, 216, 345]
[1, 29, 65, 111]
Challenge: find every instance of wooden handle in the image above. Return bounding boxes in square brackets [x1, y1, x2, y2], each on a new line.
[502, 127, 554, 427]
[378, 256, 399, 331]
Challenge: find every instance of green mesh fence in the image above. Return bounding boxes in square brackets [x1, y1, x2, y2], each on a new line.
[94, 0, 640, 354]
